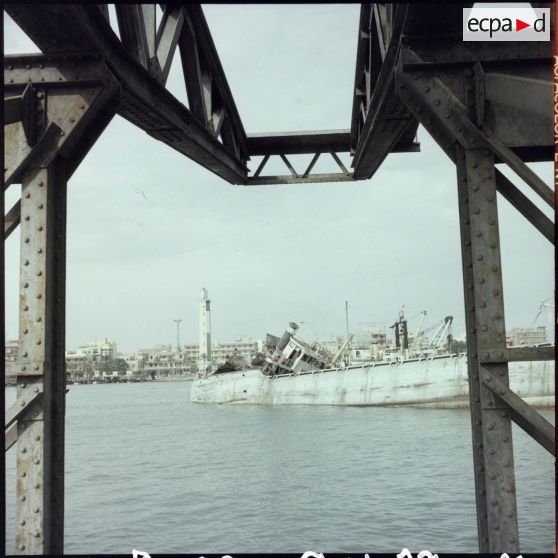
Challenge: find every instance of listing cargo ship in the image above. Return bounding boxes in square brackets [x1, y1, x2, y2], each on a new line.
[190, 311, 554, 408]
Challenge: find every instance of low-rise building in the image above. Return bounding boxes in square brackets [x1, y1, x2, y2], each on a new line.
[65, 352, 95, 380]
[212, 336, 262, 367]
[75, 337, 117, 361]
[506, 326, 547, 347]
[136, 344, 195, 378]
[5, 339, 18, 384]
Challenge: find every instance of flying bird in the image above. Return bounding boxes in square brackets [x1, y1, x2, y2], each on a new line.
[131, 185, 147, 200]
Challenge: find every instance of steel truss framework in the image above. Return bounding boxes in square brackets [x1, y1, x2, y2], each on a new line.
[3, 3, 555, 555]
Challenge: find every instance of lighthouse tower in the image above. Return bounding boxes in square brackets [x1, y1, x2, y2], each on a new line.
[198, 288, 212, 377]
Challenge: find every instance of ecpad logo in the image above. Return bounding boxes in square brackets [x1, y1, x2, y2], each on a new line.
[463, 7, 550, 42]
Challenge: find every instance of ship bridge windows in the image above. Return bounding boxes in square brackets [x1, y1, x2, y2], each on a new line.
[284, 348, 302, 367]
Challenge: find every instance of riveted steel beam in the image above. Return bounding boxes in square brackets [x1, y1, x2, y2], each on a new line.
[4, 54, 120, 184]
[395, 50, 554, 243]
[4, 55, 120, 556]
[395, 18, 556, 546]
[482, 368, 555, 456]
[456, 147, 519, 553]
[480, 346, 555, 363]
[484, 73, 552, 119]
[115, 5, 157, 73]
[177, 6, 248, 161]
[247, 130, 351, 156]
[398, 48, 553, 162]
[15, 161, 67, 556]
[5, 4, 249, 184]
[397, 31, 554, 549]
[400, 40, 551, 69]
[4, 199, 21, 240]
[494, 170, 554, 244]
[247, 173, 354, 186]
[246, 149, 355, 185]
[4, 84, 40, 146]
[5, 384, 43, 429]
[351, 4, 420, 179]
[155, 6, 185, 85]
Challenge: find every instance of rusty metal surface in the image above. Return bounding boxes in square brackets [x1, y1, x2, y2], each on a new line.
[15, 160, 68, 555]
[3, 3, 555, 554]
[350, 4, 420, 179]
[5, 4, 249, 184]
[392, 15, 554, 548]
[4, 54, 119, 185]
[5, 54, 121, 555]
[480, 346, 555, 363]
[17, 164, 50, 554]
[482, 368, 555, 456]
[247, 130, 351, 156]
[5, 384, 43, 428]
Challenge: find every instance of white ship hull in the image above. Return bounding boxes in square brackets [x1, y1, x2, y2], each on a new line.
[191, 354, 555, 407]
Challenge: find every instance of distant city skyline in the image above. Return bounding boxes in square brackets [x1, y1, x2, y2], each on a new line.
[4, 6, 554, 354]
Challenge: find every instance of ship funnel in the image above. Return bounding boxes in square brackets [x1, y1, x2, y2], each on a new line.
[277, 322, 299, 352]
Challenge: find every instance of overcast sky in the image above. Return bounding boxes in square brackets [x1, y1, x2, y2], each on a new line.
[4, 5, 554, 353]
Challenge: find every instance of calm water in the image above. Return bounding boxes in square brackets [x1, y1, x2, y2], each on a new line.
[5, 382, 555, 553]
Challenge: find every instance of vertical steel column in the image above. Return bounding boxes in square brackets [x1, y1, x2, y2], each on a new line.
[16, 159, 67, 555]
[456, 146, 519, 552]
[5, 54, 120, 554]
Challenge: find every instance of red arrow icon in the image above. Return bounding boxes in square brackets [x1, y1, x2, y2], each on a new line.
[516, 19, 530, 31]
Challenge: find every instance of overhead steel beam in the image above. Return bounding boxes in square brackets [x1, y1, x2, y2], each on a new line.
[178, 5, 248, 160]
[247, 173, 354, 186]
[155, 6, 185, 85]
[246, 129, 419, 158]
[396, 51, 554, 245]
[5, 4, 249, 184]
[350, 4, 420, 180]
[115, 5, 156, 72]
[245, 148, 355, 186]
[248, 130, 351, 156]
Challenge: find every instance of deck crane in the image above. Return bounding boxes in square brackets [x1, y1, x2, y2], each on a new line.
[410, 310, 427, 351]
[530, 299, 555, 328]
[430, 316, 454, 349]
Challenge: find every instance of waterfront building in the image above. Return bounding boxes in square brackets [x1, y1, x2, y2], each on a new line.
[76, 337, 117, 360]
[136, 344, 196, 378]
[65, 352, 95, 380]
[211, 335, 262, 368]
[5, 340, 18, 384]
[506, 326, 548, 347]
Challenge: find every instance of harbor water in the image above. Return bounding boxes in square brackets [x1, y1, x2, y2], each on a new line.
[4, 382, 555, 553]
